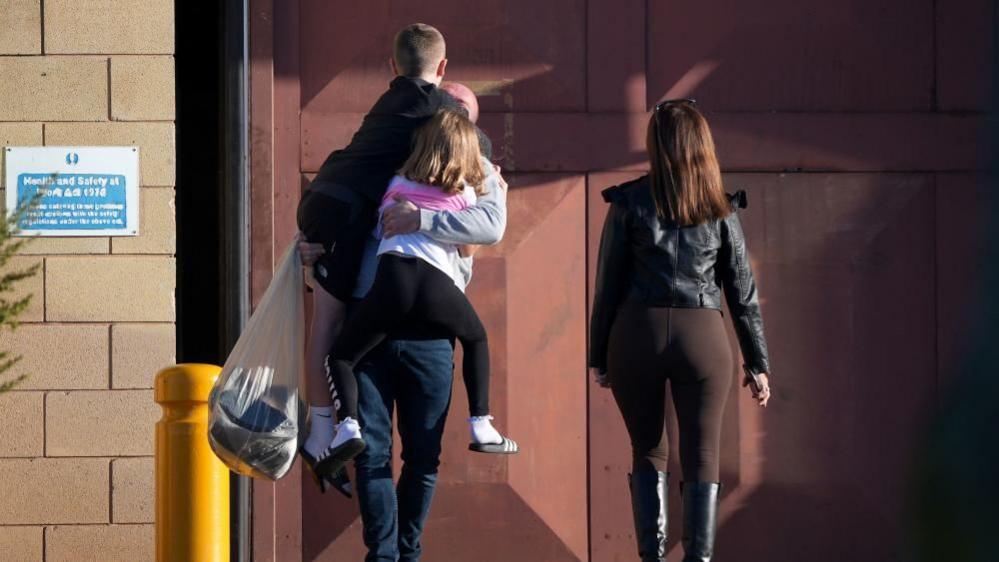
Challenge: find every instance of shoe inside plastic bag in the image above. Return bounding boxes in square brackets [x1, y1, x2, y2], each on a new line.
[208, 242, 305, 480]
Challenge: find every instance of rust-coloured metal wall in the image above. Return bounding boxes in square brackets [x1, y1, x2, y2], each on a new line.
[246, 1, 994, 560]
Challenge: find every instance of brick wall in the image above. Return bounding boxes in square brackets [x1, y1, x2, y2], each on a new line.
[0, 1, 175, 560]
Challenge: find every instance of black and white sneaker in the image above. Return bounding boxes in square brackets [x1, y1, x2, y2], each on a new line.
[314, 417, 366, 478]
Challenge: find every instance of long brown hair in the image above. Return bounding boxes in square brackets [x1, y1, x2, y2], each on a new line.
[646, 102, 730, 225]
[399, 108, 486, 195]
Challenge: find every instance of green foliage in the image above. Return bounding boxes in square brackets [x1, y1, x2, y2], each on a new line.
[0, 193, 41, 393]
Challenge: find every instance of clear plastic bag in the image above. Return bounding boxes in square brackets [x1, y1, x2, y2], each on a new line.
[208, 242, 304, 480]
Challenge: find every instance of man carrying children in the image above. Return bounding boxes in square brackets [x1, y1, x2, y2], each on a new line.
[297, 23, 512, 561]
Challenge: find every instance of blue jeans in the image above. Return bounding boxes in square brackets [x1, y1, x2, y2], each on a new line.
[354, 338, 454, 562]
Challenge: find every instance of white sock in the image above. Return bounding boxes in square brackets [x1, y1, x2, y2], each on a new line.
[469, 415, 503, 445]
[330, 417, 362, 448]
[304, 405, 335, 458]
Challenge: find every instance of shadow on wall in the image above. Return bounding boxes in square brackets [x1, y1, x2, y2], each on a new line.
[906, 40, 999, 562]
[705, 172, 936, 562]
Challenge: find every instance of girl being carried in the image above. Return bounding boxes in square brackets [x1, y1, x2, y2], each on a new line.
[315, 108, 520, 477]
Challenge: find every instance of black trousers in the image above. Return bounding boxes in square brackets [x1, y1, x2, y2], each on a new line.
[327, 254, 491, 421]
[607, 304, 733, 482]
[296, 182, 376, 301]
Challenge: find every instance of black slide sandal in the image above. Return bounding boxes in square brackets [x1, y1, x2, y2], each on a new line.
[300, 448, 329, 493]
[327, 467, 353, 498]
[469, 436, 519, 454]
[301, 448, 354, 497]
[314, 438, 366, 478]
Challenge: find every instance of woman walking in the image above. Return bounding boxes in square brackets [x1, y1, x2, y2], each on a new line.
[589, 99, 772, 562]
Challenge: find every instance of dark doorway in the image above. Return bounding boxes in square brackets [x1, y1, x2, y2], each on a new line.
[176, 2, 252, 561]
[176, 0, 225, 365]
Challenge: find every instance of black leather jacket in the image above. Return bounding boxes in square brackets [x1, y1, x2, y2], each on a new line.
[589, 175, 771, 375]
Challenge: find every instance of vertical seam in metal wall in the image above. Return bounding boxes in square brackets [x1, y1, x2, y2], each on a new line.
[583, 0, 590, 553]
[583, 0, 589, 113]
[932, 172, 939, 406]
[994, 0, 999, 79]
[930, 0, 938, 111]
[644, 0, 650, 111]
[585, 178, 593, 560]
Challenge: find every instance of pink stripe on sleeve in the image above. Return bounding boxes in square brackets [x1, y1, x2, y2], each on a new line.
[381, 176, 471, 213]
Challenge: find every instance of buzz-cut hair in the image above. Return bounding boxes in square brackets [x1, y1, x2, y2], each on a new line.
[393, 23, 446, 78]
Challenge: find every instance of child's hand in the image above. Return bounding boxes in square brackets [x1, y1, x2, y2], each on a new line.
[458, 244, 479, 258]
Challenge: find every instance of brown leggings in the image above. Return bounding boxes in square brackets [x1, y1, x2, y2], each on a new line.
[607, 305, 733, 482]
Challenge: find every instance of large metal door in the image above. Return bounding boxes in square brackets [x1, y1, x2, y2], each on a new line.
[247, 1, 992, 560]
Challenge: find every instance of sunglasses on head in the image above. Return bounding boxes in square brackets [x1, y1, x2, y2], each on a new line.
[654, 98, 697, 112]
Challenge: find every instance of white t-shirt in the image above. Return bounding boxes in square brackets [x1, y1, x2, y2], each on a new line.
[376, 186, 477, 289]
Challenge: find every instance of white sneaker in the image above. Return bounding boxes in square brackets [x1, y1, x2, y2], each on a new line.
[330, 417, 362, 448]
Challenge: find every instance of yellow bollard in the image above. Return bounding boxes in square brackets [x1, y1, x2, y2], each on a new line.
[155, 364, 230, 562]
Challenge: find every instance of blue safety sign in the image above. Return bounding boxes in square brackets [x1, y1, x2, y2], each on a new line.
[4, 147, 140, 237]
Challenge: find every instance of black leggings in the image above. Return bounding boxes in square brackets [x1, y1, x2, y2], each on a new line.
[607, 305, 732, 482]
[327, 254, 490, 421]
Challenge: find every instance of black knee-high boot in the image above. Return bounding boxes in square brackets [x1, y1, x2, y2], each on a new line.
[628, 470, 668, 562]
[681, 482, 721, 562]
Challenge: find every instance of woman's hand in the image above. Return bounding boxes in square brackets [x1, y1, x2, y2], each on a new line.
[589, 367, 611, 389]
[742, 371, 772, 407]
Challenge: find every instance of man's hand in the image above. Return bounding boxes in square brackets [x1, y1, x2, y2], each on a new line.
[296, 232, 325, 267]
[491, 165, 508, 192]
[589, 367, 610, 389]
[381, 196, 421, 239]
